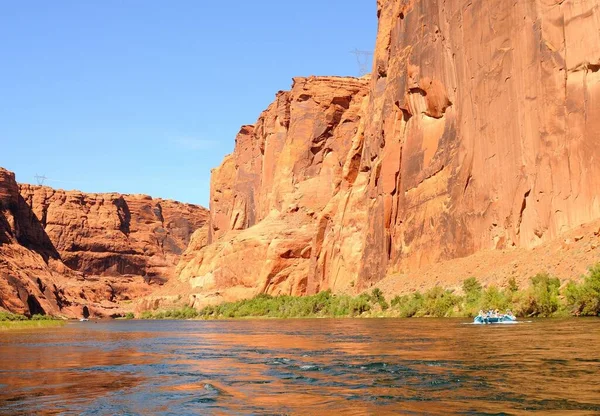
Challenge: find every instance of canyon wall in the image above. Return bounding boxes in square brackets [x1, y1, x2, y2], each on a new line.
[1, 168, 79, 316]
[336, 0, 600, 291]
[0, 167, 208, 316]
[177, 76, 370, 304]
[177, 0, 600, 304]
[19, 184, 208, 279]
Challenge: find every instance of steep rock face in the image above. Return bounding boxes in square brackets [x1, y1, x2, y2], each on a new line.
[0, 168, 77, 316]
[177, 0, 600, 304]
[320, 0, 600, 290]
[18, 185, 209, 279]
[1, 167, 209, 317]
[177, 76, 370, 303]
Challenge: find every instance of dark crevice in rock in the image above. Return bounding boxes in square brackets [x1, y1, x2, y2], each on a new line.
[463, 174, 472, 194]
[15, 195, 60, 262]
[345, 153, 362, 185]
[114, 197, 131, 236]
[517, 189, 531, 236]
[153, 202, 164, 225]
[401, 108, 412, 122]
[331, 96, 351, 109]
[26, 294, 45, 316]
[53, 284, 71, 310]
[396, 101, 413, 122]
[107, 284, 116, 302]
[40, 201, 48, 228]
[36, 277, 46, 293]
[409, 87, 427, 97]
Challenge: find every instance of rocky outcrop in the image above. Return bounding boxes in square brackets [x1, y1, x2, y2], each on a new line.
[176, 76, 370, 305]
[19, 185, 209, 279]
[0, 167, 208, 317]
[1, 168, 78, 316]
[176, 0, 600, 305]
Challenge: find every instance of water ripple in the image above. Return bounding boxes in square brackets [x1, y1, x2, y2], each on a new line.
[0, 319, 599, 415]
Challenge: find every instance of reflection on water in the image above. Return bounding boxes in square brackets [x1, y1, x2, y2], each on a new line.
[1, 319, 599, 415]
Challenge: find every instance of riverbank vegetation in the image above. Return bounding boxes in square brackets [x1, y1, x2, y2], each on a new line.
[0, 311, 65, 329]
[139, 265, 600, 319]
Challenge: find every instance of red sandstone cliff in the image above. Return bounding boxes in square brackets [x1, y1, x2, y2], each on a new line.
[338, 0, 600, 291]
[1, 168, 79, 316]
[19, 184, 208, 279]
[175, 0, 600, 306]
[0, 167, 208, 317]
[176, 76, 370, 305]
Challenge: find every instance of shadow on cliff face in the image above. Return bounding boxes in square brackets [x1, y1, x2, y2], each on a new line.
[0, 196, 19, 245]
[0, 210, 14, 245]
[26, 293, 46, 315]
[113, 197, 131, 236]
[14, 195, 61, 263]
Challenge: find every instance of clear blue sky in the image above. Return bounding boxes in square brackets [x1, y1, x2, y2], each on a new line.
[0, 1, 376, 207]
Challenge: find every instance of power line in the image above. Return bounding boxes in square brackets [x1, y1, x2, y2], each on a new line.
[34, 173, 47, 186]
[350, 48, 373, 76]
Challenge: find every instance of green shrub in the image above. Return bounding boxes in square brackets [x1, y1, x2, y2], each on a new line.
[564, 265, 600, 316]
[517, 273, 561, 317]
[421, 287, 461, 317]
[138, 264, 600, 320]
[329, 294, 351, 316]
[0, 311, 28, 321]
[463, 277, 483, 304]
[31, 314, 58, 321]
[140, 310, 153, 319]
[482, 285, 508, 311]
[461, 277, 483, 316]
[392, 292, 424, 318]
[140, 306, 200, 320]
[350, 294, 371, 316]
[124, 312, 135, 319]
[371, 288, 389, 311]
[371, 288, 384, 302]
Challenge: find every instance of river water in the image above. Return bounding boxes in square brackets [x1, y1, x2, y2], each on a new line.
[0, 318, 599, 415]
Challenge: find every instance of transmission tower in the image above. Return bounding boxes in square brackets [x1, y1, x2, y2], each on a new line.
[350, 48, 373, 76]
[34, 173, 47, 186]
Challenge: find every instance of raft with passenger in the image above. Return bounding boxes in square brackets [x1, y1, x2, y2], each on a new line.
[473, 310, 517, 324]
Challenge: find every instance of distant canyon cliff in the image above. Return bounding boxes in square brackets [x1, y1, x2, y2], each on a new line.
[176, 0, 600, 306]
[0, 167, 208, 317]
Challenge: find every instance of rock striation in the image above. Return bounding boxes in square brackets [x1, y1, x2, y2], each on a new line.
[340, 0, 600, 291]
[0, 167, 208, 317]
[176, 0, 600, 305]
[19, 184, 208, 279]
[177, 76, 370, 305]
[1, 168, 76, 316]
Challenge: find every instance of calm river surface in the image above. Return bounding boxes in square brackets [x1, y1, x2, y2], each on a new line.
[1, 319, 599, 415]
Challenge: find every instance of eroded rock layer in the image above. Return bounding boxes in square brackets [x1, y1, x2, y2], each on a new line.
[0, 167, 208, 317]
[176, 0, 600, 305]
[177, 76, 370, 305]
[19, 184, 208, 279]
[342, 0, 600, 292]
[1, 168, 79, 316]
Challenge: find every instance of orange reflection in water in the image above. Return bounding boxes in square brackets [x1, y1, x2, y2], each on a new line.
[0, 318, 599, 415]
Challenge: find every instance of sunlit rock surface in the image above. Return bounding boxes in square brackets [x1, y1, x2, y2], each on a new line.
[0, 167, 208, 317]
[176, 0, 600, 305]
